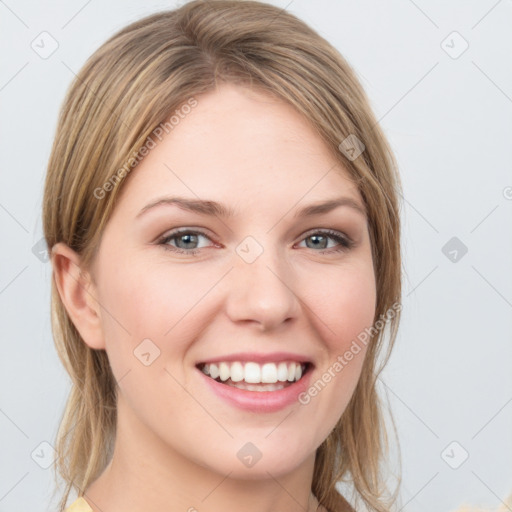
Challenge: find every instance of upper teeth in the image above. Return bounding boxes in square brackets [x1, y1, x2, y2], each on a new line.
[201, 361, 306, 384]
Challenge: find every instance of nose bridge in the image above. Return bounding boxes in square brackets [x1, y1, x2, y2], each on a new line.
[225, 234, 300, 330]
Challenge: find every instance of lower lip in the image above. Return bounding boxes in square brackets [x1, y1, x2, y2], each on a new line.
[197, 366, 313, 413]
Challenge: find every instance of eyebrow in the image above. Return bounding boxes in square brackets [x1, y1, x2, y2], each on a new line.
[136, 195, 367, 220]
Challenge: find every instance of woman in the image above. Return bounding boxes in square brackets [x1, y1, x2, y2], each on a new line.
[43, 1, 403, 511]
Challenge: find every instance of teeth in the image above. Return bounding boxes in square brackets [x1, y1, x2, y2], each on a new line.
[219, 362, 229, 381]
[277, 362, 289, 381]
[288, 362, 296, 382]
[230, 361, 244, 382]
[261, 363, 277, 383]
[227, 381, 287, 392]
[208, 363, 219, 379]
[200, 361, 307, 384]
[244, 362, 261, 383]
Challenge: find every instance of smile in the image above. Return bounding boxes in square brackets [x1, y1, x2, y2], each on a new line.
[197, 361, 312, 392]
[195, 351, 315, 412]
[200, 361, 307, 391]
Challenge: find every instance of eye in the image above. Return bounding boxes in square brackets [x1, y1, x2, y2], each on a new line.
[159, 229, 214, 256]
[157, 228, 354, 257]
[296, 229, 354, 254]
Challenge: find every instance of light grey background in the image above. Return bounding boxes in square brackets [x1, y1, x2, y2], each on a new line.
[1, 1, 511, 511]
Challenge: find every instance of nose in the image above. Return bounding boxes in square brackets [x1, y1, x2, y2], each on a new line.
[224, 242, 301, 331]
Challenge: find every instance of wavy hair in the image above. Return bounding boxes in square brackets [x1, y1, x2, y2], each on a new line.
[43, 1, 403, 510]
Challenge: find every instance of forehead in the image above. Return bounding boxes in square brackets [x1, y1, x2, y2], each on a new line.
[115, 83, 363, 217]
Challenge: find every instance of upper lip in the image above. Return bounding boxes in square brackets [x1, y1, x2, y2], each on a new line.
[196, 352, 314, 366]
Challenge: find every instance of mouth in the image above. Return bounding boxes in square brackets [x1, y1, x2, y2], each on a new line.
[196, 360, 313, 392]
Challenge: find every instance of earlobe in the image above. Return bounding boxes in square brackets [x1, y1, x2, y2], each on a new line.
[51, 242, 106, 351]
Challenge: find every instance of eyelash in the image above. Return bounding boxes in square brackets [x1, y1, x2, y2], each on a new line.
[157, 228, 355, 256]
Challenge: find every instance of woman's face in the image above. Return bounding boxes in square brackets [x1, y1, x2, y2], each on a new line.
[85, 83, 376, 479]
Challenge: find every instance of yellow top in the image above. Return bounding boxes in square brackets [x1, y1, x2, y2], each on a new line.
[450, 492, 512, 512]
[64, 493, 512, 512]
[65, 497, 93, 512]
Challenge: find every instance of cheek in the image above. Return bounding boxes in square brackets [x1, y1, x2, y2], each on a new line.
[307, 260, 377, 350]
[296, 260, 375, 426]
[97, 254, 212, 342]
[94, 253, 228, 394]
[93, 256, 203, 412]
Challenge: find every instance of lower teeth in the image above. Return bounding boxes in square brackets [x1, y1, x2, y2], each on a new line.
[217, 378, 293, 392]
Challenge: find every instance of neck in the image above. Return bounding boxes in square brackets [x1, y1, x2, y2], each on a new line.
[84, 394, 320, 512]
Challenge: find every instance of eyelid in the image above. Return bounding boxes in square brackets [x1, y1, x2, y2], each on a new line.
[158, 227, 216, 241]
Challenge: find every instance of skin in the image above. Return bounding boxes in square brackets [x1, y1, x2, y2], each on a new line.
[52, 83, 376, 512]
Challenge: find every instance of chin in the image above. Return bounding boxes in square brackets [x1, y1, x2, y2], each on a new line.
[200, 442, 313, 480]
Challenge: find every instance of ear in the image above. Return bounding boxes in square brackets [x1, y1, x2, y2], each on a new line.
[51, 242, 106, 350]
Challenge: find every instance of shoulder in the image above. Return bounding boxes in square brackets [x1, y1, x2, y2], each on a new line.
[64, 496, 94, 512]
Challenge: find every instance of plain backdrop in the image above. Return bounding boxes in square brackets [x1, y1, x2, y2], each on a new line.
[1, 1, 511, 511]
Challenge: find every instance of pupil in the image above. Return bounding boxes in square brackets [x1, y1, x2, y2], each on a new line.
[178, 233, 197, 249]
[307, 235, 326, 249]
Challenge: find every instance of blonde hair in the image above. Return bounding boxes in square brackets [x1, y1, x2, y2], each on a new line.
[43, 1, 403, 511]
